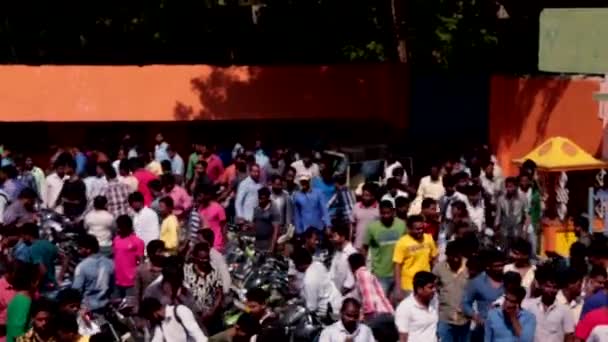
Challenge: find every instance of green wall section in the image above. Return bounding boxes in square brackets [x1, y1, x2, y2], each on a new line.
[539, 8, 608, 74]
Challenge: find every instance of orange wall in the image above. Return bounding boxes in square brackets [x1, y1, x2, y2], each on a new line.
[489, 75, 603, 175]
[0, 64, 408, 127]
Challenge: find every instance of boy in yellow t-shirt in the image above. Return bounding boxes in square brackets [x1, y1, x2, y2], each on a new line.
[159, 197, 180, 254]
[393, 214, 437, 298]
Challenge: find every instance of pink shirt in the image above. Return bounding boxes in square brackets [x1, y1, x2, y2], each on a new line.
[206, 154, 225, 183]
[133, 169, 157, 206]
[199, 202, 227, 251]
[0, 276, 16, 325]
[167, 185, 192, 218]
[113, 234, 145, 287]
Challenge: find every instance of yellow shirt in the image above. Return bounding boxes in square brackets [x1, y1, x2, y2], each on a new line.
[160, 214, 180, 252]
[393, 234, 437, 290]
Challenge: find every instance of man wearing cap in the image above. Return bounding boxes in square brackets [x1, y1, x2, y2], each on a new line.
[293, 172, 330, 236]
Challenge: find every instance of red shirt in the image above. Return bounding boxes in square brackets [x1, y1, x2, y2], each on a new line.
[424, 220, 440, 241]
[0, 276, 16, 324]
[575, 307, 608, 340]
[133, 169, 157, 205]
[113, 234, 145, 287]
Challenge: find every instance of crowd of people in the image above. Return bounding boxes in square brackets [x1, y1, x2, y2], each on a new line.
[0, 133, 605, 341]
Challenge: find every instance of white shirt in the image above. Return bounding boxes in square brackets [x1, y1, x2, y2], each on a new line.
[556, 290, 583, 323]
[381, 190, 409, 207]
[291, 160, 320, 181]
[394, 295, 438, 342]
[416, 176, 445, 201]
[132, 207, 160, 248]
[444, 191, 468, 220]
[329, 242, 357, 293]
[303, 261, 343, 318]
[118, 175, 139, 193]
[0, 190, 8, 224]
[588, 326, 608, 342]
[522, 296, 575, 342]
[384, 161, 408, 186]
[210, 248, 232, 294]
[171, 154, 185, 176]
[504, 263, 537, 294]
[465, 198, 485, 231]
[84, 176, 108, 202]
[42, 173, 65, 209]
[151, 305, 207, 342]
[84, 209, 114, 247]
[319, 321, 376, 342]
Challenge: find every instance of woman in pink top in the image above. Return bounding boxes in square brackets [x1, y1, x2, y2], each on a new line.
[161, 174, 192, 219]
[113, 215, 145, 298]
[198, 186, 227, 251]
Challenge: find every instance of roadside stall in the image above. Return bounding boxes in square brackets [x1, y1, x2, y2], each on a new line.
[513, 136, 607, 256]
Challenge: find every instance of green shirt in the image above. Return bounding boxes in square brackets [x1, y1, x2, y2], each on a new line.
[186, 153, 200, 181]
[31, 240, 59, 291]
[363, 218, 407, 277]
[6, 293, 31, 342]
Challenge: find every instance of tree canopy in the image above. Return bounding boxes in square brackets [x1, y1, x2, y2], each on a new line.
[0, 0, 598, 71]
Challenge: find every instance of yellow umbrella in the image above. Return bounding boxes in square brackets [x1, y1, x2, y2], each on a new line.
[512, 136, 608, 172]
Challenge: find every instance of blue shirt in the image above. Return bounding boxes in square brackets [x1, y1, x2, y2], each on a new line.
[12, 241, 31, 263]
[2, 178, 24, 202]
[311, 177, 335, 206]
[293, 189, 330, 234]
[484, 307, 536, 342]
[74, 152, 87, 176]
[235, 177, 262, 222]
[581, 290, 608, 320]
[72, 253, 114, 311]
[462, 273, 504, 320]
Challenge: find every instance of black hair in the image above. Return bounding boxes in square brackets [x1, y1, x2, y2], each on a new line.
[386, 177, 399, 189]
[302, 229, 318, 240]
[146, 240, 165, 257]
[85, 161, 98, 178]
[200, 229, 215, 246]
[258, 187, 271, 198]
[286, 166, 296, 175]
[421, 197, 437, 209]
[589, 265, 608, 279]
[119, 159, 130, 173]
[1, 165, 18, 179]
[379, 200, 394, 210]
[236, 313, 261, 337]
[246, 287, 269, 305]
[470, 166, 481, 178]
[331, 224, 350, 238]
[445, 240, 462, 257]
[510, 238, 532, 256]
[55, 312, 79, 334]
[361, 182, 376, 196]
[116, 215, 134, 233]
[148, 179, 163, 192]
[196, 160, 208, 169]
[91, 332, 115, 342]
[442, 174, 456, 187]
[159, 196, 174, 209]
[161, 173, 176, 187]
[104, 164, 117, 180]
[18, 187, 37, 200]
[30, 298, 56, 317]
[505, 177, 518, 186]
[348, 253, 366, 272]
[56, 288, 83, 307]
[139, 297, 162, 319]
[270, 174, 283, 183]
[334, 173, 347, 185]
[341, 298, 362, 312]
[292, 248, 313, 268]
[413, 271, 437, 291]
[128, 191, 144, 204]
[21, 222, 39, 239]
[191, 242, 210, 256]
[406, 214, 424, 227]
[395, 196, 411, 208]
[535, 264, 558, 285]
[484, 248, 506, 265]
[466, 184, 482, 195]
[505, 285, 527, 303]
[161, 160, 172, 172]
[574, 215, 590, 229]
[588, 237, 608, 258]
[569, 241, 587, 259]
[11, 261, 37, 291]
[93, 195, 108, 210]
[561, 267, 585, 288]
[78, 234, 100, 253]
[503, 271, 522, 288]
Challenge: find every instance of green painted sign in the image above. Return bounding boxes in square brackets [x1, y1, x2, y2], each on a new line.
[539, 8, 608, 74]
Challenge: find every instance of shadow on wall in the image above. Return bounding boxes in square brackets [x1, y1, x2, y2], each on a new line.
[492, 76, 570, 148]
[172, 64, 409, 128]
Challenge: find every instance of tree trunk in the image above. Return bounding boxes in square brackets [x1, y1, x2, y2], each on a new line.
[391, 0, 407, 63]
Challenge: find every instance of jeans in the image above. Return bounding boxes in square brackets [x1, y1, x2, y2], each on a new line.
[378, 276, 395, 297]
[437, 321, 470, 342]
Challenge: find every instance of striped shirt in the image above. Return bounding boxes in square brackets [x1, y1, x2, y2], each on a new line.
[355, 266, 394, 316]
